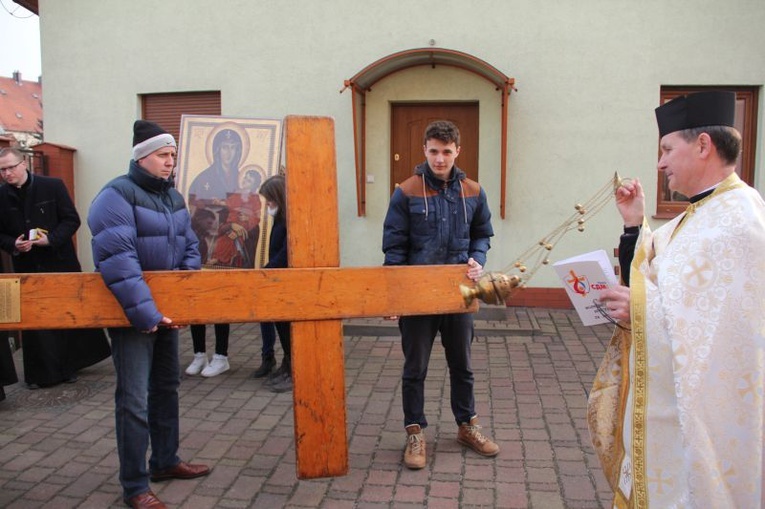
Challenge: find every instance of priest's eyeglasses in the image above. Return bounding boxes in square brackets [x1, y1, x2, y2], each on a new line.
[0, 161, 24, 173]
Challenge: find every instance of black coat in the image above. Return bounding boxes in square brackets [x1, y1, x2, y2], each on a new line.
[0, 172, 82, 273]
[0, 172, 110, 387]
[264, 217, 288, 269]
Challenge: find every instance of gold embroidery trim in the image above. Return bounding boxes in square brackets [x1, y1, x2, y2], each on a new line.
[670, 173, 745, 241]
[629, 220, 649, 508]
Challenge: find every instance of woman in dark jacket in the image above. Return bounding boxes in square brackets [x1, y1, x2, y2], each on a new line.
[0, 148, 110, 389]
[258, 175, 292, 393]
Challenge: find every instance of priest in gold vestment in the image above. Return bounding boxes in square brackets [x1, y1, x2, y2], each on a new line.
[593, 91, 765, 508]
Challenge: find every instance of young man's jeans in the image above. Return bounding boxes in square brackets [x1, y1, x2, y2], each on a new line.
[110, 326, 181, 500]
[399, 313, 475, 428]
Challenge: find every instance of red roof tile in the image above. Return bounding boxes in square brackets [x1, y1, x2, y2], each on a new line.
[0, 74, 42, 135]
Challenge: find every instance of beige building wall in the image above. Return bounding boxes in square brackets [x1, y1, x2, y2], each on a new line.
[38, 0, 765, 287]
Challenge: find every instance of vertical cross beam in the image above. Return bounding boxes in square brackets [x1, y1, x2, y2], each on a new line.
[284, 116, 348, 479]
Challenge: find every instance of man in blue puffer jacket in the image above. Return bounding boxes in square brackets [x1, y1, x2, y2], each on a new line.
[88, 120, 209, 509]
[383, 120, 499, 470]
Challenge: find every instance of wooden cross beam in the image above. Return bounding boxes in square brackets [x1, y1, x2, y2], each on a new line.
[0, 116, 477, 479]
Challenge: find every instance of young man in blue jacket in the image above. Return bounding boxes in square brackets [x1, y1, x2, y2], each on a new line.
[383, 120, 499, 470]
[88, 121, 209, 509]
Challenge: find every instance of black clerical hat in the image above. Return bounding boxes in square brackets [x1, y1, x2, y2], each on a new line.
[655, 91, 736, 138]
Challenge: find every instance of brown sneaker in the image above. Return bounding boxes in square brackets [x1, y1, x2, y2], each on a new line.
[457, 416, 499, 457]
[403, 424, 426, 469]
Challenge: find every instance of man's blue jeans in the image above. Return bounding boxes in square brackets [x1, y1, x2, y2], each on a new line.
[399, 313, 475, 428]
[110, 326, 181, 500]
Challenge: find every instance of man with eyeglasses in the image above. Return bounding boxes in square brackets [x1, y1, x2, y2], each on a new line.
[0, 147, 111, 390]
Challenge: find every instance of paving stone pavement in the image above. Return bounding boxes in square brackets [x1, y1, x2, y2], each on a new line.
[0, 306, 614, 508]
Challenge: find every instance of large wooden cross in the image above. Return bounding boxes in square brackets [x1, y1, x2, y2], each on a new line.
[0, 116, 477, 479]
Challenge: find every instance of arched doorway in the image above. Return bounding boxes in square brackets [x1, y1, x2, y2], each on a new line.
[343, 47, 515, 217]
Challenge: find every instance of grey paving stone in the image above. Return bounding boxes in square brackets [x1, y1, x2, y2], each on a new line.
[0, 308, 612, 508]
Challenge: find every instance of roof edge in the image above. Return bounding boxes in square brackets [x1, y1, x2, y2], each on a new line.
[12, 0, 38, 15]
[346, 47, 514, 92]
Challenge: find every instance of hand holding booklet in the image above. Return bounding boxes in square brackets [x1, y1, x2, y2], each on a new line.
[552, 249, 618, 326]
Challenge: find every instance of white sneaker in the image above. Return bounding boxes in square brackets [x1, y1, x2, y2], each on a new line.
[185, 353, 208, 376]
[201, 354, 230, 377]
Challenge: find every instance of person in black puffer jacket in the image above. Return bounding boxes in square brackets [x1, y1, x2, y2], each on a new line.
[88, 121, 209, 509]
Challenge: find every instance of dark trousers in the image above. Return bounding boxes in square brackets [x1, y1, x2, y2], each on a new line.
[400, 313, 475, 428]
[259, 322, 276, 358]
[274, 322, 291, 369]
[190, 324, 230, 356]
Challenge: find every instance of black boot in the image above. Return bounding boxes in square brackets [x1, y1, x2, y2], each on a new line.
[269, 373, 293, 393]
[264, 358, 289, 386]
[252, 354, 276, 378]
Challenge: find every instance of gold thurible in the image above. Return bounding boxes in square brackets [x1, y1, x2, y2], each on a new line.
[459, 172, 627, 307]
[460, 273, 521, 306]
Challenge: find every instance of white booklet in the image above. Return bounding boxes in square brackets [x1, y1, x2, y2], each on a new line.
[552, 249, 618, 326]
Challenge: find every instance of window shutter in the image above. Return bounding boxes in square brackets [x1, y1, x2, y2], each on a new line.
[141, 91, 222, 141]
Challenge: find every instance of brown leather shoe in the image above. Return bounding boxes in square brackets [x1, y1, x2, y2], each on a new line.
[125, 491, 167, 509]
[149, 461, 211, 482]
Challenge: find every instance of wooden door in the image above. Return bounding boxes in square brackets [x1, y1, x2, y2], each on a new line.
[390, 102, 479, 194]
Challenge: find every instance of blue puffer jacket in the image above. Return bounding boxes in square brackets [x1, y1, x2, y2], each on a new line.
[383, 162, 493, 267]
[88, 160, 200, 331]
